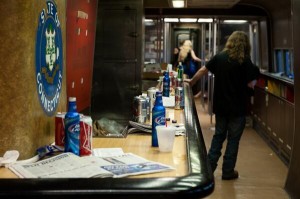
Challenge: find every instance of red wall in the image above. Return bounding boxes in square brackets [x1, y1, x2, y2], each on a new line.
[66, 0, 98, 112]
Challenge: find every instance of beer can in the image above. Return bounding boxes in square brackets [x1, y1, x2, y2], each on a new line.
[80, 115, 93, 156]
[175, 87, 184, 109]
[176, 78, 183, 88]
[172, 75, 177, 89]
[133, 96, 147, 123]
[55, 112, 65, 146]
[141, 95, 150, 121]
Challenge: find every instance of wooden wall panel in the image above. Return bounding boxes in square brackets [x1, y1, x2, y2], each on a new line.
[0, 0, 67, 159]
[285, 0, 300, 197]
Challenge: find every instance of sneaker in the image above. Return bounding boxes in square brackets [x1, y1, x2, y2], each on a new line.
[222, 170, 239, 180]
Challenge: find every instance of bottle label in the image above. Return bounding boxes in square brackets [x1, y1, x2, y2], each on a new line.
[154, 116, 165, 124]
[65, 116, 80, 156]
[152, 109, 166, 147]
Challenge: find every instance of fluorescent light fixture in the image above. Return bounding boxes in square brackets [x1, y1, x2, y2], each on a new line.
[198, 18, 213, 23]
[164, 18, 179, 22]
[145, 19, 153, 22]
[223, 20, 248, 24]
[172, 0, 184, 8]
[145, 19, 155, 26]
[179, 18, 197, 23]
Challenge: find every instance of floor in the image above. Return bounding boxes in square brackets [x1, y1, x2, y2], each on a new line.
[194, 98, 290, 199]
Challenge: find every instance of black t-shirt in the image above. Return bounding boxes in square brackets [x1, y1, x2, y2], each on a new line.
[205, 51, 259, 117]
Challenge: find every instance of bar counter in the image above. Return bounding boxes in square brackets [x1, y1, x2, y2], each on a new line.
[0, 83, 214, 198]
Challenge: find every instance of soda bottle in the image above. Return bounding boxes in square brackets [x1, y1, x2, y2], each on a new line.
[177, 62, 184, 79]
[162, 71, 170, 97]
[64, 97, 80, 155]
[152, 91, 166, 147]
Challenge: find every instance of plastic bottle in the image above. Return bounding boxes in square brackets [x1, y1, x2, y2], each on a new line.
[64, 97, 80, 155]
[163, 71, 170, 97]
[152, 91, 166, 147]
[177, 62, 184, 79]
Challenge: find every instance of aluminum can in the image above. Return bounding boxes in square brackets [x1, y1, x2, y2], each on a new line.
[79, 115, 93, 156]
[55, 112, 66, 146]
[172, 75, 177, 89]
[141, 95, 150, 121]
[176, 78, 183, 88]
[175, 87, 184, 109]
[133, 96, 147, 123]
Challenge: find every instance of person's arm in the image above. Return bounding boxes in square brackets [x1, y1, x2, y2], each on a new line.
[190, 50, 202, 62]
[184, 66, 209, 86]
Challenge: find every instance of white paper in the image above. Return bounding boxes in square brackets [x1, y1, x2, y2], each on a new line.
[0, 150, 19, 167]
[9, 152, 174, 179]
[92, 148, 124, 157]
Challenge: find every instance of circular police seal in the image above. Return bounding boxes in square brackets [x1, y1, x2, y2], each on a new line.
[36, 0, 63, 116]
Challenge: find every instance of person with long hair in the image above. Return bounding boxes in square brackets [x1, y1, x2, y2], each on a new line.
[177, 40, 202, 78]
[184, 31, 259, 180]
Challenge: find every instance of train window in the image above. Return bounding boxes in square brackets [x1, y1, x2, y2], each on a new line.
[144, 18, 164, 64]
[218, 20, 261, 68]
[218, 20, 250, 52]
[144, 17, 262, 72]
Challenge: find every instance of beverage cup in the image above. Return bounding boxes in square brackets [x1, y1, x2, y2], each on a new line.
[156, 126, 176, 152]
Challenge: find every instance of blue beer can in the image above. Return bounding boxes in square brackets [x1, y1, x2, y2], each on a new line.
[64, 97, 80, 156]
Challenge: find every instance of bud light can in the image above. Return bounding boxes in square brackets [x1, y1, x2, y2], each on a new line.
[64, 97, 80, 156]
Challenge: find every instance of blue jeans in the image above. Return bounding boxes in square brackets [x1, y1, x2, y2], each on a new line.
[208, 115, 246, 174]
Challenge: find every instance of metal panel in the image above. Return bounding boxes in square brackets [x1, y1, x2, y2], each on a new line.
[102, 8, 137, 60]
[92, 1, 142, 127]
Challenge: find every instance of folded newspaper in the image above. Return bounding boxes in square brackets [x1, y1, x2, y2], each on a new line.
[128, 121, 186, 136]
[9, 152, 174, 178]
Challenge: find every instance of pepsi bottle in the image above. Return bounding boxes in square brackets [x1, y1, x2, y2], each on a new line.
[64, 97, 80, 156]
[163, 71, 170, 97]
[152, 91, 165, 147]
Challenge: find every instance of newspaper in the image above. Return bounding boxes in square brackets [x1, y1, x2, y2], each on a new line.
[9, 152, 174, 178]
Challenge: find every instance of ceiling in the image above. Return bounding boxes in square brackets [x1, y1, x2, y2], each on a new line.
[144, 0, 240, 9]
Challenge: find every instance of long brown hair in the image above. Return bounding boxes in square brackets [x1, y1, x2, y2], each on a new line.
[222, 31, 251, 64]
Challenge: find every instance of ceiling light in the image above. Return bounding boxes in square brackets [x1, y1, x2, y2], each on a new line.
[223, 20, 248, 24]
[179, 18, 197, 23]
[172, 0, 185, 8]
[198, 18, 213, 23]
[164, 18, 179, 22]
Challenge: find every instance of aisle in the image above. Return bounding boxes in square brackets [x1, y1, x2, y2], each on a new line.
[194, 98, 290, 199]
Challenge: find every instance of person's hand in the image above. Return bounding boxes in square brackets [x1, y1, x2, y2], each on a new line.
[247, 80, 257, 89]
[184, 78, 192, 85]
